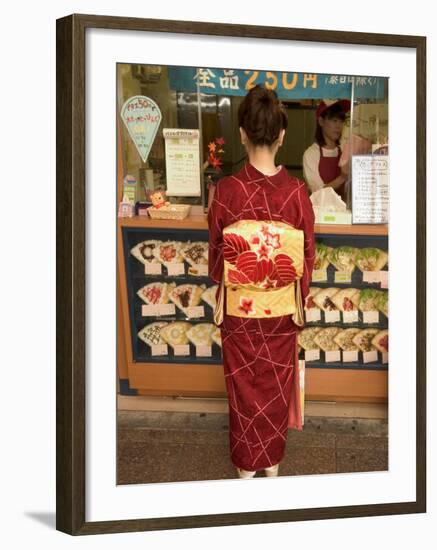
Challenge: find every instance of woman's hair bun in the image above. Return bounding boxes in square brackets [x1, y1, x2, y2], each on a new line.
[238, 84, 288, 147]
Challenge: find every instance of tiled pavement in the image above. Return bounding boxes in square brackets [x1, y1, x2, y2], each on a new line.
[117, 410, 388, 485]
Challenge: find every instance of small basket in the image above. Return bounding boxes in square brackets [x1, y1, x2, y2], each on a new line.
[147, 204, 191, 220]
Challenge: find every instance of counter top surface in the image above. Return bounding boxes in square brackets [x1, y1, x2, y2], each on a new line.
[118, 215, 388, 236]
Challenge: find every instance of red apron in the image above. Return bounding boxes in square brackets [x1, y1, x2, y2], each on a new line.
[318, 145, 346, 201]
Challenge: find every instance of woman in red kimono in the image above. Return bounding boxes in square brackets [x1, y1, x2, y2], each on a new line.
[208, 85, 315, 479]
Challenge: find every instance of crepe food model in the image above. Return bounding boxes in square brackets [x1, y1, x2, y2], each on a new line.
[371, 330, 389, 353]
[376, 290, 389, 317]
[298, 327, 322, 350]
[352, 329, 379, 352]
[186, 323, 215, 347]
[305, 287, 322, 311]
[334, 328, 361, 351]
[137, 282, 176, 305]
[354, 248, 388, 272]
[181, 241, 208, 267]
[137, 322, 168, 347]
[159, 321, 191, 347]
[314, 242, 333, 271]
[313, 327, 342, 351]
[331, 288, 360, 311]
[169, 284, 206, 315]
[211, 326, 222, 347]
[130, 240, 161, 265]
[328, 246, 359, 273]
[153, 240, 184, 265]
[201, 285, 218, 309]
[358, 289, 382, 312]
[313, 287, 340, 312]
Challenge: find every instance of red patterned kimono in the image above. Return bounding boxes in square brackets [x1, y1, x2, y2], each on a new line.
[208, 161, 315, 471]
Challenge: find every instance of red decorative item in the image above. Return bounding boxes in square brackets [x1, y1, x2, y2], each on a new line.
[206, 137, 226, 172]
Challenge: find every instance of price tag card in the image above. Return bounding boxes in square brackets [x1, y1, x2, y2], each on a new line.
[325, 350, 341, 362]
[157, 303, 176, 316]
[324, 310, 340, 323]
[312, 269, 328, 282]
[187, 305, 205, 318]
[167, 262, 185, 276]
[363, 271, 380, 283]
[196, 345, 212, 357]
[151, 344, 168, 356]
[173, 344, 190, 356]
[379, 271, 389, 288]
[145, 262, 162, 275]
[363, 350, 378, 363]
[343, 310, 359, 323]
[382, 352, 389, 364]
[343, 350, 359, 362]
[305, 309, 321, 322]
[142, 304, 160, 316]
[196, 264, 209, 276]
[363, 310, 379, 324]
[334, 271, 352, 283]
[304, 349, 320, 362]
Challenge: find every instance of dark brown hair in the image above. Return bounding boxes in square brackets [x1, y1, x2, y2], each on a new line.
[315, 103, 347, 147]
[238, 84, 288, 147]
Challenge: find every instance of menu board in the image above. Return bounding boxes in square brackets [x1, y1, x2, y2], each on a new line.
[351, 155, 389, 224]
[163, 128, 201, 196]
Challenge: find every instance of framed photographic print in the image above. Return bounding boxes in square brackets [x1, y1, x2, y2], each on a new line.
[56, 13, 426, 535]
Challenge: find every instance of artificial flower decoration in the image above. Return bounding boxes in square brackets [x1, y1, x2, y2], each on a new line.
[205, 136, 226, 172]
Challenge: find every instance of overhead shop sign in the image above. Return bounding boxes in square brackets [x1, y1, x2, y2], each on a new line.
[168, 67, 385, 100]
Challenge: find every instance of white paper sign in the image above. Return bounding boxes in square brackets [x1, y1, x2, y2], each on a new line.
[196, 264, 209, 276]
[305, 309, 321, 322]
[151, 344, 168, 356]
[304, 349, 320, 361]
[142, 304, 160, 316]
[157, 303, 176, 316]
[187, 306, 205, 318]
[363, 271, 381, 283]
[363, 310, 380, 324]
[312, 269, 328, 282]
[173, 344, 190, 356]
[343, 350, 359, 362]
[145, 263, 162, 275]
[380, 271, 389, 288]
[325, 350, 341, 362]
[334, 271, 352, 283]
[196, 345, 212, 357]
[352, 155, 389, 224]
[167, 263, 185, 276]
[363, 350, 378, 363]
[382, 352, 389, 364]
[324, 310, 340, 323]
[163, 128, 201, 196]
[343, 310, 359, 323]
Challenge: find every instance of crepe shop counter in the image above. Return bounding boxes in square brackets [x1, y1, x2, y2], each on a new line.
[117, 215, 388, 404]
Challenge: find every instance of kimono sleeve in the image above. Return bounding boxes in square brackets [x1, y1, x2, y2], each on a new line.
[207, 179, 227, 284]
[297, 183, 316, 302]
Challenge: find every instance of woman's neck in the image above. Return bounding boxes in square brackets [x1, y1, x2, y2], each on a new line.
[247, 150, 278, 175]
[322, 137, 337, 149]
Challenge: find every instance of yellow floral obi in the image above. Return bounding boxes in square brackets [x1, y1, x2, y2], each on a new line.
[223, 219, 305, 324]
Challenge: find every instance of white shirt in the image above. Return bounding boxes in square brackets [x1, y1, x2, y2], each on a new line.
[302, 142, 341, 194]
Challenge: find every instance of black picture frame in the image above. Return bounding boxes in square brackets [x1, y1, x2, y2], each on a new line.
[56, 13, 426, 535]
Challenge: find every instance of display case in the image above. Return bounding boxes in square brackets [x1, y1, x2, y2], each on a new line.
[117, 216, 388, 403]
